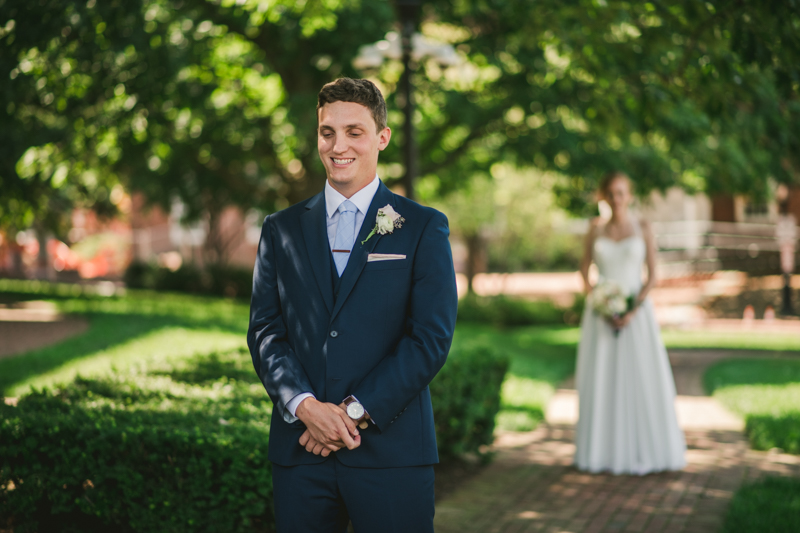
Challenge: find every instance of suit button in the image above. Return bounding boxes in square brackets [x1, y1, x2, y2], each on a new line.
[330, 330, 338, 338]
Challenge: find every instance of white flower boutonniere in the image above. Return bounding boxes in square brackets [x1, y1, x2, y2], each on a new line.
[361, 204, 405, 244]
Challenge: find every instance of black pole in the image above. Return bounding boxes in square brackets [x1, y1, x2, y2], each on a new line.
[395, 0, 420, 201]
[400, 17, 417, 201]
[781, 272, 794, 315]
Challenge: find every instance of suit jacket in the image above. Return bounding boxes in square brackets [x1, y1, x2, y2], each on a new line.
[247, 182, 458, 468]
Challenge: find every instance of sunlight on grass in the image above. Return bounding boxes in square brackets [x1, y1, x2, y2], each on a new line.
[705, 359, 800, 454]
[6, 327, 245, 397]
[453, 325, 577, 432]
[662, 329, 800, 351]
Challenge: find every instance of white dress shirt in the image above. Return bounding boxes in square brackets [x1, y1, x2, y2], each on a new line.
[283, 175, 381, 422]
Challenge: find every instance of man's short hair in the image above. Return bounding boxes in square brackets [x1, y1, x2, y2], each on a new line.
[317, 78, 387, 132]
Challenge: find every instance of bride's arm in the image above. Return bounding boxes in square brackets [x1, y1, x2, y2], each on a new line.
[580, 218, 600, 293]
[637, 219, 658, 305]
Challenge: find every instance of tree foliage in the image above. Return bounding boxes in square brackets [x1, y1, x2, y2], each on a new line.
[1, 0, 797, 240]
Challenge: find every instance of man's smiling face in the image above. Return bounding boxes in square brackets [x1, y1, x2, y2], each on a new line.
[317, 101, 391, 198]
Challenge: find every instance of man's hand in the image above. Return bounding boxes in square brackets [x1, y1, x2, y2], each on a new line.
[295, 397, 360, 455]
[299, 430, 336, 457]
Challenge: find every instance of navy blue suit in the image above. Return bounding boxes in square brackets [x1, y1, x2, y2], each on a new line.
[247, 182, 458, 531]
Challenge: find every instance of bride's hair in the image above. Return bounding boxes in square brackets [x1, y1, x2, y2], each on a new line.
[599, 171, 633, 198]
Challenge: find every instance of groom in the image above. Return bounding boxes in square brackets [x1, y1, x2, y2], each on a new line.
[247, 77, 458, 532]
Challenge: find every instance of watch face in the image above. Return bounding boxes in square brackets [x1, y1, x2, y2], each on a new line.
[347, 402, 365, 419]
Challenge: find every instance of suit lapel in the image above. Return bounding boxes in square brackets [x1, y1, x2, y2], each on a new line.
[330, 182, 396, 321]
[300, 192, 334, 314]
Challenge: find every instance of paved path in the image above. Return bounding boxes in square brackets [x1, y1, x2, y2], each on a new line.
[435, 350, 800, 533]
[0, 301, 88, 359]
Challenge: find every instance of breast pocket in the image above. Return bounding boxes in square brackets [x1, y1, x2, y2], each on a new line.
[363, 259, 409, 272]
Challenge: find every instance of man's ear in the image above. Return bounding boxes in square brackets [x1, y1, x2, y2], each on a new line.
[378, 127, 392, 151]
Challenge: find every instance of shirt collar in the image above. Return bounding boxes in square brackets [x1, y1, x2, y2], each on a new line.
[325, 174, 380, 219]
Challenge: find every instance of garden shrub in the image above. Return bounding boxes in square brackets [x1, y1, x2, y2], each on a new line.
[1, 341, 508, 530]
[722, 476, 800, 533]
[1, 350, 274, 533]
[430, 344, 509, 458]
[745, 413, 800, 454]
[457, 293, 578, 327]
[124, 261, 252, 299]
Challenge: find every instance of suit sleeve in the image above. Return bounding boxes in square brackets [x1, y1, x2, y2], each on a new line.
[352, 210, 458, 430]
[247, 215, 315, 423]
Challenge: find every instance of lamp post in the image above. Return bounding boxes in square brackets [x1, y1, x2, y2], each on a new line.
[397, 0, 419, 201]
[353, 1, 461, 201]
[776, 184, 796, 315]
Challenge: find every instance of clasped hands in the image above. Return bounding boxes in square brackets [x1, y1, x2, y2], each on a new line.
[295, 397, 371, 457]
[609, 311, 635, 330]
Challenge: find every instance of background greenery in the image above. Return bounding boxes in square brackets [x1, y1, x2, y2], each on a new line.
[705, 358, 800, 454]
[0, 280, 508, 530]
[721, 476, 800, 533]
[1, 0, 798, 267]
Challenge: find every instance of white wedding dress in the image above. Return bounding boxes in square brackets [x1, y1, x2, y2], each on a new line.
[574, 219, 686, 475]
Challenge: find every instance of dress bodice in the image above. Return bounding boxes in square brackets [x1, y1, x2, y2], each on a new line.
[593, 221, 646, 295]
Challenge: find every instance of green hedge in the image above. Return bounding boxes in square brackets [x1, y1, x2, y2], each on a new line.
[124, 262, 253, 300]
[1, 343, 507, 531]
[722, 476, 800, 533]
[457, 293, 584, 327]
[430, 344, 509, 458]
[1, 351, 274, 532]
[745, 414, 800, 454]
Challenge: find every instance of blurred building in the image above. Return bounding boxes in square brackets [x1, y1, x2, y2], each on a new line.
[129, 194, 261, 271]
[640, 186, 800, 278]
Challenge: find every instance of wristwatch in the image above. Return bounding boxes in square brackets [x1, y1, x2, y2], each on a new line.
[342, 395, 369, 429]
[343, 395, 365, 421]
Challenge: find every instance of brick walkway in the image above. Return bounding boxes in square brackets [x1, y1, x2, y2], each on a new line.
[434, 350, 800, 533]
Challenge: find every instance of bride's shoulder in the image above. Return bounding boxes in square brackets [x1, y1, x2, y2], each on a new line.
[587, 217, 604, 238]
[636, 217, 655, 238]
[589, 217, 605, 229]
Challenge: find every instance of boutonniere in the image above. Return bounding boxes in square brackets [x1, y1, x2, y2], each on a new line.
[362, 205, 405, 244]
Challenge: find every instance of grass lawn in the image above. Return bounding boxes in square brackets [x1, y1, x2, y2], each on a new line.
[4, 278, 800, 440]
[452, 324, 579, 432]
[705, 358, 800, 454]
[721, 476, 800, 533]
[0, 280, 249, 397]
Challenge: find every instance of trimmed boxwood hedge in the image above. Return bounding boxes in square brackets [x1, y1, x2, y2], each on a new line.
[430, 344, 509, 458]
[1, 344, 507, 532]
[1, 352, 274, 533]
[457, 293, 585, 327]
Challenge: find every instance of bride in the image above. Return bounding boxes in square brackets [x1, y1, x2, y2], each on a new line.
[574, 171, 686, 475]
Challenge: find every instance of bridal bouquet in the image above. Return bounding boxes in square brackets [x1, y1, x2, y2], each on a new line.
[591, 281, 636, 336]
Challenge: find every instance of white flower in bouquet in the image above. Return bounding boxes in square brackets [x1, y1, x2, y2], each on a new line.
[592, 280, 628, 318]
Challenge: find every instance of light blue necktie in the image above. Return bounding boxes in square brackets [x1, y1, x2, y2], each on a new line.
[332, 200, 357, 276]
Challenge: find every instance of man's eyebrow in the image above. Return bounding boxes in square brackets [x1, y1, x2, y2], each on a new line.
[318, 123, 367, 130]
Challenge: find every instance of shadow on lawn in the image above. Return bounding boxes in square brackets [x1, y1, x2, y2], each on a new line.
[0, 311, 248, 395]
[704, 357, 800, 455]
[0, 286, 251, 395]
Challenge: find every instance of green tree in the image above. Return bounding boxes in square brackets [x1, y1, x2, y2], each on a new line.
[2, 0, 797, 265]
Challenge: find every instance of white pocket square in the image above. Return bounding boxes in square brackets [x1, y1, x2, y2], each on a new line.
[367, 253, 406, 262]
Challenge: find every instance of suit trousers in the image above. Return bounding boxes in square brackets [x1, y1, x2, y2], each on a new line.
[272, 457, 435, 533]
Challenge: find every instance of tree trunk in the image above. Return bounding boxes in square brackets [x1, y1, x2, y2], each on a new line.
[202, 205, 244, 268]
[464, 232, 486, 295]
[34, 226, 54, 281]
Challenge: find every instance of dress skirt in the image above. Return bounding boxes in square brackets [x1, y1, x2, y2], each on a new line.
[574, 298, 686, 475]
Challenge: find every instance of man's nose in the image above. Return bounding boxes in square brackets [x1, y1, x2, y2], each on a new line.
[332, 135, 349, 154]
